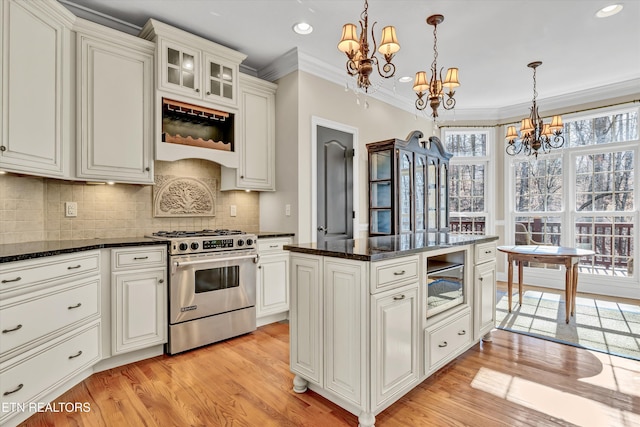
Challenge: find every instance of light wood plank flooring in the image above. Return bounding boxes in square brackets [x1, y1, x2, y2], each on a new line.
[19, 287, 640, 427]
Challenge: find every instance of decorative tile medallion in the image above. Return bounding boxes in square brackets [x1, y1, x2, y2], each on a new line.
[153, 175, 217, 217]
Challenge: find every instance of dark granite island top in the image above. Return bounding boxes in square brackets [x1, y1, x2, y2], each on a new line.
[284, 232, 498, 261]
[0, 238, 169, 264]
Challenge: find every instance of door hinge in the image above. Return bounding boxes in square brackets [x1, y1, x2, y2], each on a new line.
[353, 211, 356, 219]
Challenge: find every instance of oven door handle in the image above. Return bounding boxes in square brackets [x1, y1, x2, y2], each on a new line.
[173, 254, 259, 268]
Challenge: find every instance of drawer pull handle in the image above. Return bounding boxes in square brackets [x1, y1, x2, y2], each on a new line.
[1, 276, 22, 283]
[134, 256, 149, 260]
[68, 303, 82, 310]
[393, 270, 406, 276]
[2, 324, 23, 333]
[69, 351, 83, 360]
[438, 341, 448, 348]
[485, 250, 492, 254]
[458, 330, 467, 336]
[393, 294, 405, 301]
[67, 264, 82, 270]
[3, 384, 23, 396]
[269, 245, 279, 248]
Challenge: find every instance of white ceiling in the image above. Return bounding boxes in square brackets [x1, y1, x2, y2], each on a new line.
[61, 0, 640, 120]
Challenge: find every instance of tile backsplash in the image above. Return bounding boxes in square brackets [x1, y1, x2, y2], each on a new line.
[0, 159, 259, 245]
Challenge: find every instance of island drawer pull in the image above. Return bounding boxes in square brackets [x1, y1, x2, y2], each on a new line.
[485, 250, 493, 254]
[393, 270, 406, 276]
[68, 303, 82, 310]
[458, 330, 467, 336]
[1, 276, 22, 283]
[134, 256, 149, 260]
[393, 294, 405, 301]
[3, 384, 23, 396]
[68, 350, 83, 360]
[438, 341, 448, 348]
[2, 324, 23, 333]
[269, 244, 279, 248]
[67, 264, 82, 270]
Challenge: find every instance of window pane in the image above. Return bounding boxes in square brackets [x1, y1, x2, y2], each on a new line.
[575, 216, 634, 276]
[568, 111, 638, 147]
[574, 150, 634, 212]
[514, 157, 562, 212]
[445, 133, 487, 157]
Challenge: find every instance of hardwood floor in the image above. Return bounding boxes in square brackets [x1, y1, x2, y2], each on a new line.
[19, 317, 640, 427]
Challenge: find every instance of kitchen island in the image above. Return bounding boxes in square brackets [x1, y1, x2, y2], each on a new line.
[284, 232, 498, 427]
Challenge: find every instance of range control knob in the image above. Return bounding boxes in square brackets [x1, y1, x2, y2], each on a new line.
[245, 238, 254, 246]
[178, 242, 188, 251]
[237, 239, 245, 247]
[191, 242, 200, 250]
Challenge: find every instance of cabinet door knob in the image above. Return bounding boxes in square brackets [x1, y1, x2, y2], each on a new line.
[0, 145, 6, 151]
[3, 383, 23, 396]
[206, 91, 211, 95]
[195, 88, 200, 93]
[479, 277, 483, 281]
[145, 167, 150, 172]
[159, 279, 165, 284]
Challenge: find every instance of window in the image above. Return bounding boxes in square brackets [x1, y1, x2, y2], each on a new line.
[508, 106, 638, 281]
[444, 131, 491, 235]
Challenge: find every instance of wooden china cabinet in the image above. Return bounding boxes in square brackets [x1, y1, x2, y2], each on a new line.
[367, 130, 453, 235]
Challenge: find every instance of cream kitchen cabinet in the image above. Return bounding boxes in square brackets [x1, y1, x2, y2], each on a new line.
[110, 246, 167, 355]
[139, 18, 246, 109]
[221, 74, 277, 191]
[74, 19, 155, 184]
[0, 250, 101, 427]
[256, 237, 292, 325]
[0, 0, 74, 178]
[473, 241, 497, 341]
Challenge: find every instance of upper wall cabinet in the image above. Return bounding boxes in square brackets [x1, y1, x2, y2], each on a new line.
[0, 0, 75, 178]
[74, 19, 155, 184]
[367, 131, 453, 236]
[139, 19, 247, 110]
[221, 74, 277, 191]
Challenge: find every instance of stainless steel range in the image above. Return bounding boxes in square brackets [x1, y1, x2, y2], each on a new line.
[148, 229, 258, 355]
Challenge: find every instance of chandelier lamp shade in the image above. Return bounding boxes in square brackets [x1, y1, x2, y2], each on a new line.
[338, 0, 400, 92]
[505, 61, 565, 158]
[413, 14, 460, 118]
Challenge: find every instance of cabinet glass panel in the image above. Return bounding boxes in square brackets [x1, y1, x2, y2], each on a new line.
[210, 63, 221, 78]
[415, 156, 426, 231]
[399, 152, 412, 232]
[168, 48, 180, 66]
[440, 164, 448, 229]
[182, 53, 195, 88]
[371, 182, 391, 208]
[371, 210, 392, 234]
[370, 151, 391, 180]
[223, 83, 233, 99]
[428, 162, 437, 229]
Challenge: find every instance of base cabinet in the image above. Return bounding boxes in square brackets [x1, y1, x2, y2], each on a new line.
[473, 242, 497, 340]
[110, 247, 167, 355]
[256, 237, 292, 325]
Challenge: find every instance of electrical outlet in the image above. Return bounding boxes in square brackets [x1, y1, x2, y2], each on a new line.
[285, 204, 291, 216]
[65, 202, 78, 217]
[230, 205, 237, 217]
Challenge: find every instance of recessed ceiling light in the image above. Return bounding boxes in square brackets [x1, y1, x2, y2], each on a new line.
[293, 22, 313, 35]
[596, 4, 623, 18]
[398, 76, 413, 83]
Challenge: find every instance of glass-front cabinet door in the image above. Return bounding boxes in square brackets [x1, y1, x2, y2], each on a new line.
[439, 164, 449, 230]
[427, 160, 438, 230]
[204, 54, 238, 107]
[398, 151, 413, 233]
[160, 40, 201, 97]
[415, 155, 427, 231]
[369, 149, 393, 235]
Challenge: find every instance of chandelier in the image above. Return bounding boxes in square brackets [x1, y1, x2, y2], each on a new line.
[505, 61, 564, 157]
[413, 14, 460, 119]
[337, 0, 400, 92]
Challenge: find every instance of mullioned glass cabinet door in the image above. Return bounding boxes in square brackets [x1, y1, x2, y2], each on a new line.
[370, 150, 392, 234]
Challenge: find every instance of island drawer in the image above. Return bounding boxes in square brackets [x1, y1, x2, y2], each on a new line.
[425, 310, 472, 371]
[370, 255, 419, 293]
[0, 277, 100, 359]
[258, 237, 292, 254]
[475, 242, 497, 265]
[111, 246, 167, 270]
[0, 251, 100, 296]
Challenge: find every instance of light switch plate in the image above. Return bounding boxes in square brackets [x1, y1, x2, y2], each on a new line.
[230, 205, 237, 217]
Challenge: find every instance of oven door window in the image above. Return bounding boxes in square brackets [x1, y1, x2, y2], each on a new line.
[195, 265, 240, 292]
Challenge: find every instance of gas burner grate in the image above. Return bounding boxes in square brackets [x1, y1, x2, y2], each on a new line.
[151, 229, 245, 238]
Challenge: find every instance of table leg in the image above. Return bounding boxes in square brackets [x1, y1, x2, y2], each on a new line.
[518, 260, 523, 307]
[508, 256, 513, 312]
[564, 261, 572, 324]
[571, 262, 579, 316]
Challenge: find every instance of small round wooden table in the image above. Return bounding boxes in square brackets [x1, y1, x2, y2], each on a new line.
[497, 245, 595, 323]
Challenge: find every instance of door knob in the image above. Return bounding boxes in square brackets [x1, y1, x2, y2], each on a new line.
[317, 226, 327, 232]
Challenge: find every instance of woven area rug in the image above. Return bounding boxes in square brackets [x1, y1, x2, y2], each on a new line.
[496, 290, 640, 361]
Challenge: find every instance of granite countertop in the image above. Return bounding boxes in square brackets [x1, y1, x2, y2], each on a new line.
[0, 238, 169, 264]
[255, 231, 295, 239]
[284, 232, 499, 261]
